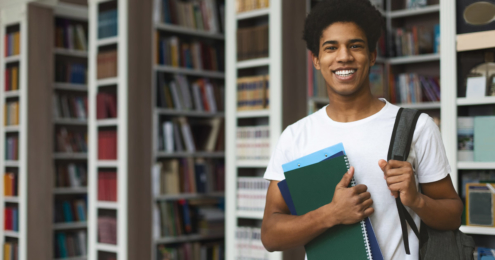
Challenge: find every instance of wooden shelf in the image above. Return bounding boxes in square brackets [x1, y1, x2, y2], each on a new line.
[54, 256, 87, 260]
[96, 201, 118, 209]
[96, 36, 118, 47]
[96, 161, 119, 168]
[4, 231, 19, 238]
[96, 77, 119, 87]
[457, 30, 495, 52]
[155, 108, 224, 117]
[236, 110, 270, 118]
[53, 118, 88, 125]
[155, 192, 224, 201]
[236, 210, 264, 220]
[53, 153, 88, 160]
[54, 48, 88, 58]
[236, 160, 269, 168]
[3, 90, 20, 98]
[4, 55, 20, 63]
[389, 5, 440, 19]
[154, 65, 225, 78]
[236, 8, 270, 20]
[96, 118, 118, 127]
[53, 187, 88, 195]
[156, 151, 225, 158]
[394, 102, 441, 109]
[4, 125, 20, 132]
[53, 221, 87, 230]
[4, 160, 19, 167]
[458, 162, 495, 170]
[154, 234, 224, 244]
[460, 225, 495, 236]
[4, 196, 19, 203]
[388, 53, 440, 65]
[54, 83, 87, 92]
[95, 243, 118, 253]
[155, 23, 224, 40]
[236, 58, 270, 69]
[457, 96, 495, 106]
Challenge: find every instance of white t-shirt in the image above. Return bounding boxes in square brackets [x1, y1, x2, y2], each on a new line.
[264, 99, 451, 260]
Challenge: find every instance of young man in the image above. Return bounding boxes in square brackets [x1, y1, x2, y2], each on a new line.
[260, 0, 463, 259]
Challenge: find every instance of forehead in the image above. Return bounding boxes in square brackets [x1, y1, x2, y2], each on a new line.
[319, 22, 367, 44]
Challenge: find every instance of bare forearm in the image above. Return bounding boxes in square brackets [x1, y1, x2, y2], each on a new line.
[411, 193, 463, 230]
[261, 206, 334, 252]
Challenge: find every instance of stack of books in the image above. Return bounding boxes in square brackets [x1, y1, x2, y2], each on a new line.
[97, 50, 118, 79]
[98, 9, 118, 39]
[4, 65, 19, 91]
[55, 18, 88, 51]
[98, 216, 117, 244]
[236, 0, 269, 13]
[155, 159, 225, 194]
[156, 241, 224, 259]
[388, 24, 440, 57]
[237, 75, 269, 110]
[55, 231, 87, 258]
[157, 74, 224, 112]
[98, 171, 117, 201]
[53, 93, 88, 119]
[236, 126, 270, 161]
[55, 60, 87, 84]
[155, 0, 224, 33]
[3, 242, 18, 260]
[237, 177, 269, 212]
[96, 92, 117, 119]
[55, 128, 88, 153]
[4, 101, 19, 126]
[54, 198, 87, 223]
[156, 36, 224, 71]
[388, 73, 440, 104]
[457, 116, 495, 162]
[4, 205, 19, 231]
[4, 31, 20, 57]
[5, 135, 19, 160]
[235, 227, 268, 260]
[55, 163, 87, 188]
[98, 130, 117, 160]
[237, 25, 269, 61]
[3, 173, 17, 196]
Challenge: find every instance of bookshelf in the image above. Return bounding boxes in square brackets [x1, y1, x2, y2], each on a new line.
[150, 0, 228, 258]
[87, 0, 152, 260]
[0, 2, 54, 260]
[225, 0, 307, 259]
[51, 3, 89, 260]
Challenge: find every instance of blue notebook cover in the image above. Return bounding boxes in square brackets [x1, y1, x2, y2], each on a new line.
[278, 144, 383, 260]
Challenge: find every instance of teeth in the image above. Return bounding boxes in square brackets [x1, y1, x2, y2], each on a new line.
[335, 70, 356, 76]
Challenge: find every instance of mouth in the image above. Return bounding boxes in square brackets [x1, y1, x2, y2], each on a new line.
[333, 69, 357, 81]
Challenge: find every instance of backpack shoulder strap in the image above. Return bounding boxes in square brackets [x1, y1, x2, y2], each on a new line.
[388, 107, 422, 255]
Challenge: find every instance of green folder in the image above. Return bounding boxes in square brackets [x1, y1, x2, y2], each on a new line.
[284, 155, 371, 260]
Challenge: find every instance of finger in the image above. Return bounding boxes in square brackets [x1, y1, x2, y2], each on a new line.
[363, 207, 375, 218]
[361, 198, 373, 209]
[385, 175, 408, 186]
[353, 184, 368, 194]
[388, 183, 404, 192]
[357, 192, 371, 202]
[337, 166, 354, 188]
[387, 160, 411, 169]
[383, 167, 411, 178]
[391, 191, 399, 198]
[378, 159, 387, 172]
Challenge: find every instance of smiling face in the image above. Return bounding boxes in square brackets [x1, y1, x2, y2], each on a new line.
[313, 22, 377, 97]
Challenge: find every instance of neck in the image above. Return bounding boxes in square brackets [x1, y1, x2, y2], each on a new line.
[325, 84, 385, 123]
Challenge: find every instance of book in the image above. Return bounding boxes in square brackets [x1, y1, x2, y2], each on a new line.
[474, 116, 495, 162]
[236, 125, 270, 160]
[458, 117, 474, 162]
[98, 130, 117, 160]
[466, 183, 495, 227]
[98, 171, 117, 201]
[237, 24, 269, 61]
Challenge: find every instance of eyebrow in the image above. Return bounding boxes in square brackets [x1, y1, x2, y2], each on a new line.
[321, 39, 366, 46]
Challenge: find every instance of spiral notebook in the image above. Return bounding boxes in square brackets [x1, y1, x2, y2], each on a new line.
[281, 143, 383, 260]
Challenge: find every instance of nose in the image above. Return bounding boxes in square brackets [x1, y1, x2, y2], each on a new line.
[335, 46, 354, 63]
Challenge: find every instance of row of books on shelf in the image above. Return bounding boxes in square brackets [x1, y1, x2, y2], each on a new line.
[55, 18, 88, 51]
[236, 227, 268, 260]
[154, 0, 224, 34]
[4, 206, 18, 232]
[3, 173, 17, 196]
[4, 31, 20, 57]
[159, 117, 225, 153]
[5, 135, 18, 161]
[156, 241, 224, 260]
[236, 0, 269, 13]
[56, 163, 87, 188]
[98, 216, 117, 245]
[53, 93, 88, 120]
[4, 65, 19, 91]
[237, 25, 268, 61]
[389, 73, 440, 104]
[157, 74, 224, 112]
[54, 198, 87, 223]
[97, 92, 117, 119]
[154, 159, 225, 195]
[97, 50, 117, 79]
[4, 101, 19, 126]
[98, 171, 117, 202]
[388, 25, 440, 58]
[55, 61, 87, 84]
[236, 126, 270, 161]
[55, 231, 87, 259]
[237, 75, 269, 111]
[56, 128, 88, 153]
[237, 177, 268, 212]
[98, 9, 118, 39]
[458, 116, 495, 162]
[3, 242, 18, 260]
[156, 36, 224, 72]
[156, 198, 224, 238]
[98, 130, 117, 160]
[461, 171, 495, 199]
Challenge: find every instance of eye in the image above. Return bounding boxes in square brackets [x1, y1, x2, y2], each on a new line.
[351, 45, 363, 49]
[325, 46, 337, 50]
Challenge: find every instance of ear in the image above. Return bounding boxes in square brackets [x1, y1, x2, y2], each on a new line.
[312, 52, 321, 70]
[369, 48, 377, 67]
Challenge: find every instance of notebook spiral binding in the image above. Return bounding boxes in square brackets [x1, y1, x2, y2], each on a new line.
[344, 156, 373, 260]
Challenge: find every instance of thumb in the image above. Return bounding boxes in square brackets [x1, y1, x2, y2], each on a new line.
[337, 166, 354, 188]
[378, 159, 387, 171]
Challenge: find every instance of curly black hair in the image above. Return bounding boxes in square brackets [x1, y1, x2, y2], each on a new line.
[303, 0, 385, 57]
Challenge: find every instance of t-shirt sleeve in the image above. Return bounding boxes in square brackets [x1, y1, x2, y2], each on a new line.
[413, 114, 451, 184]
[263, 126, 294, 181]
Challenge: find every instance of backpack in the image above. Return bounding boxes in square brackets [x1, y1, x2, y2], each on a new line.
[388, 108, 475, 260]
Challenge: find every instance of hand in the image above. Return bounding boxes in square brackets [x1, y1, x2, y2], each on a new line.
[379, 159, 423, 209]
[326, 166, 374, 226]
